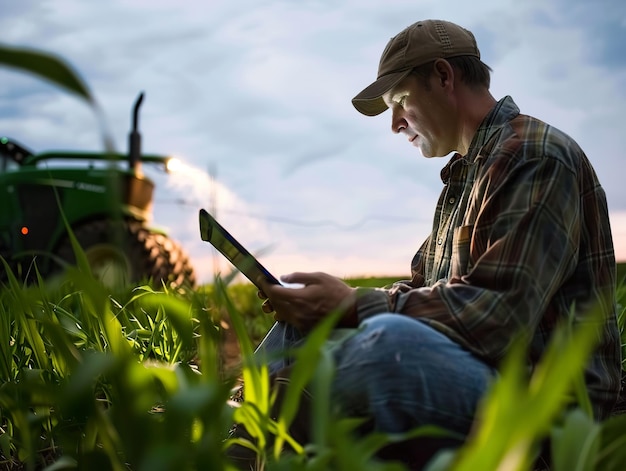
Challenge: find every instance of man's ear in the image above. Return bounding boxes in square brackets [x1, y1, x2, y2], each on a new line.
[433, 59, 455, 89]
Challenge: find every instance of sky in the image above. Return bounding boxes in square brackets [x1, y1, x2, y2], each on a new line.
[1, 0, 625, 285]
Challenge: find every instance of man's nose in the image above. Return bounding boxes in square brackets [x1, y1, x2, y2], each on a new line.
[391, 108, 407, 134]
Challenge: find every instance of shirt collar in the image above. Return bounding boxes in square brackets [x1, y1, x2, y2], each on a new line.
[466, 95, 520, 160]
[440, 96, 520, 183]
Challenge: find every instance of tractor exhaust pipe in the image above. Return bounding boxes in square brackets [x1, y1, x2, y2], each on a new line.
[129, 92, 144, 173]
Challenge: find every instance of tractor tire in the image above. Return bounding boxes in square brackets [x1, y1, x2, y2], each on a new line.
[55, 219, 196, 289]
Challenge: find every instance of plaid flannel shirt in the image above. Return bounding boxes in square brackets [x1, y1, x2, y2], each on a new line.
[355, 96, 622, 419]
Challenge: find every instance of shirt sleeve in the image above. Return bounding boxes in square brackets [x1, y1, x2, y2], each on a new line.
[355, 154, 581, 363]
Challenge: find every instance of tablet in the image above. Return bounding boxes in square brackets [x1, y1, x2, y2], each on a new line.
[198, 208, 280, 288]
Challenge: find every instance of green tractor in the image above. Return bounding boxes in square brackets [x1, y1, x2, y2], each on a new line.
[0, 93, 196, 288]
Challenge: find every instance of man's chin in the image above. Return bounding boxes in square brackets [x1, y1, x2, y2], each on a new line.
[418, 144, 453, 159]
[417, 144, 435, 158]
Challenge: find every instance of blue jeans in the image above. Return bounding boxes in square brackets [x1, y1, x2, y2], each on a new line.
[255, 313, 496, 437]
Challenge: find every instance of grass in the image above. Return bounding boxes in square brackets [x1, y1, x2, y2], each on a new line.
[0, 260, 624, 470]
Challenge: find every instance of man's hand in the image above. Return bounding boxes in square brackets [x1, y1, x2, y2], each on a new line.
[257, 272, 358, 332]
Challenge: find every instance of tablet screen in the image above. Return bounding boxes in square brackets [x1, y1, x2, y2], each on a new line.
[198, 208, 280, 287]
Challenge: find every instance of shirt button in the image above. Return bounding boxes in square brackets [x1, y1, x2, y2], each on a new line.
[437, 238, 443, 245]
[448, 197, 456, 204]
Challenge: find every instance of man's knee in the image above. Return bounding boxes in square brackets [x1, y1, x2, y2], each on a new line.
[361, 312, 433, 336]
[331, 312, 494, 434]
[356, 313, 448, 356]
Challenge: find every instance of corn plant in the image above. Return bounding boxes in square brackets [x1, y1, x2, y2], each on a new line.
[2, 42, 626, 471]
[0, 254, 234, 470]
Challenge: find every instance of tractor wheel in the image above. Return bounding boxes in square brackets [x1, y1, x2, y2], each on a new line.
[55, 219, 196, 289]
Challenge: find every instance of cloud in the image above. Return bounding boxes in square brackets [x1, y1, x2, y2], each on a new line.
[2, 0, 625, 286]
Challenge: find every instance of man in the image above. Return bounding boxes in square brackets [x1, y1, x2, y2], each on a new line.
[235, 18, 622, 468]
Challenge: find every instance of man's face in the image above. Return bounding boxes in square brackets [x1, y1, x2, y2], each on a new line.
[382, 73, 457, 158]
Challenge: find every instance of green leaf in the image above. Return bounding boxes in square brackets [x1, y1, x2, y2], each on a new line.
[43, 456, 78, 470]
[0, 432, 13, 463]
[0, 43, 115, 152]
[596, 413, 626, 471]
[0, 43, 93, 102]
[551, 408, 601, 471]
[452, 305, 605, 471]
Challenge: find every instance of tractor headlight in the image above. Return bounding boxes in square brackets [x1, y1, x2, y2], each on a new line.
[165, 157, 182, 173]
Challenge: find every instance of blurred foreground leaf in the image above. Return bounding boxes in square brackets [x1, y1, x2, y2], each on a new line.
[426, 305, 606, 471]
[0, 44, 93, 102]
[0, 43, 115, 151]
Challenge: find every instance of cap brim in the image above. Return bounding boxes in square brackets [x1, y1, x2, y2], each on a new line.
[352, 70, 412, 116]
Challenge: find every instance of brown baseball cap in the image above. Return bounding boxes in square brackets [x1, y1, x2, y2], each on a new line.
[352, 19, 480, 116]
